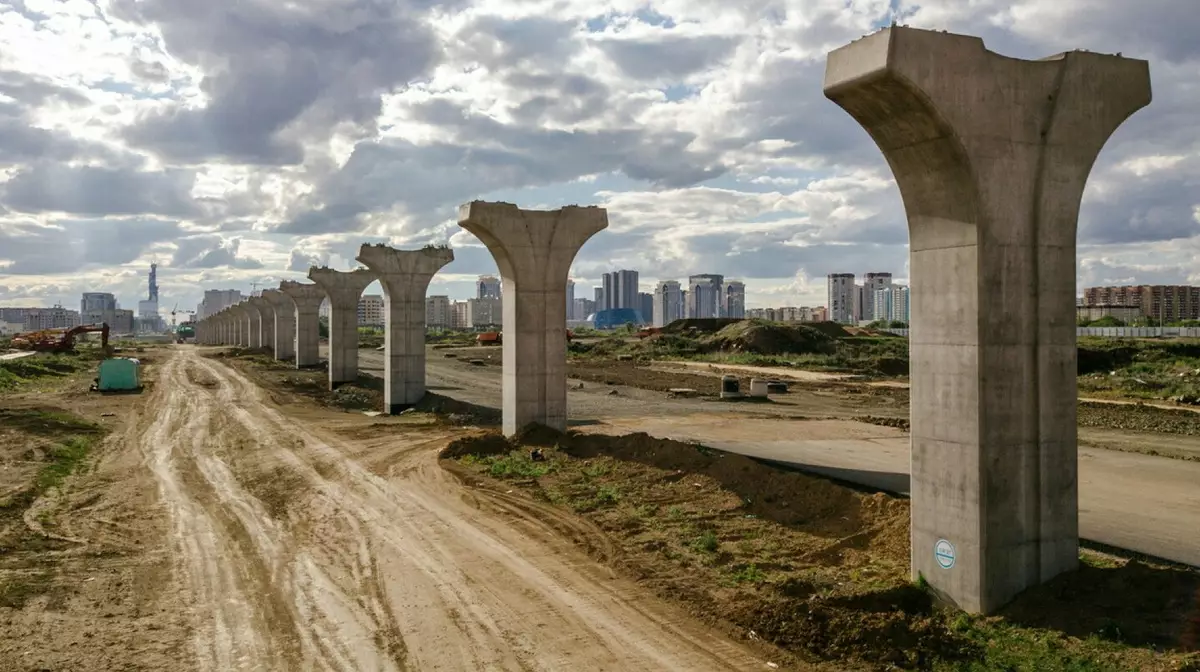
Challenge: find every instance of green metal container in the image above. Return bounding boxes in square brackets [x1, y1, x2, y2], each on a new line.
[98, 358, 140, 391]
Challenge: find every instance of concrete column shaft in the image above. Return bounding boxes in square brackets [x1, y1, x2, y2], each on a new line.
[824, 27, 1151, 613]
[308, 269, 375, 389]
[242, 304, 263, 349]
[357, 245, 455, 414]
[251, 300, 275, 353]
[263, 290, 296, 361]
[457, 201, 607, 435]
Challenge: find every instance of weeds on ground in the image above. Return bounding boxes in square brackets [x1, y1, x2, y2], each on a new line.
[0, 354, 87, 391]
[34, 436, 96, 493]
[447, 431, 1200, 672]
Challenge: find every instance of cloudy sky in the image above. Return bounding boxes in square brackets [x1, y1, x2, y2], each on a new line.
[0, 0, 1196, 315]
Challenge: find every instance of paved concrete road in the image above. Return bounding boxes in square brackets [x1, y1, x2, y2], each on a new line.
[357, 348, 1200, 568]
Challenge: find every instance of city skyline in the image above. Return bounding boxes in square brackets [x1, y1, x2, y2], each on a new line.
[0, 2, 1193, 338]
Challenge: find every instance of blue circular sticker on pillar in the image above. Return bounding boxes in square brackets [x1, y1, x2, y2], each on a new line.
[934, 539, 956, 569]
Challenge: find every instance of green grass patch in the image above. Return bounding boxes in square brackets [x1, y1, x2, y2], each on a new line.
[33, 436, 97, 494]
[475, 451, 554, 479]
[0, 354, 87, 391]
[689, 530, 719, 554]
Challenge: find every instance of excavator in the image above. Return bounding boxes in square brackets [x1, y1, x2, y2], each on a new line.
[11, 323, 110, 353]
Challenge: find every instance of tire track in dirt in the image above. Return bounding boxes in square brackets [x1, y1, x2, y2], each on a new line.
[141, 352, 406, 672]
[199, 351, 773, 671]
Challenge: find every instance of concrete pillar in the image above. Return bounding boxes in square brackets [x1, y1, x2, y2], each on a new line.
[308, 268, 375, 388]
[228, 306, 248, 347]
[249, 297, 275, 354]
[356, 244, 454, 413]
[457, 201, 607, 435]
[242, 302, 264, 349]
[262, 289, 295, 361]
[280, 280, 327, 369]
[823, 27, 1151, 613]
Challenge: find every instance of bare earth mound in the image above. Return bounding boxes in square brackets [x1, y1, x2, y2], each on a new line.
[443, 429, 1200, 672]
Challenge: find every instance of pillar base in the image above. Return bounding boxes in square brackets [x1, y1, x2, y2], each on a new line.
[388, 403, 415, 415]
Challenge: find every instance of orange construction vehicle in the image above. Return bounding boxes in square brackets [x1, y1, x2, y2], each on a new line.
[12, 323, 110, 353]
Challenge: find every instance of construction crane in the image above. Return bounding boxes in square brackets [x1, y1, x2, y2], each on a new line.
[170, 303, 178, 328]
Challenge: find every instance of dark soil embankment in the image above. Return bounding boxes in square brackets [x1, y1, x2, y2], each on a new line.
[444, 428, 1200, 671]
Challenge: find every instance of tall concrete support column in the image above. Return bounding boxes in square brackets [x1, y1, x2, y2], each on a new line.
[243, 302, 264, 349]
[228, 306, 248, 347]
[824, 27, 1151, 613]
[216, 315, 228, 345]
[249, 297, 275, 354]
[308, 268, 375, 388]
[458, 201, 607, 435]
[280, 281, 325, 369]
[262, 289, 295, 361]
[356, 244, 454, 413]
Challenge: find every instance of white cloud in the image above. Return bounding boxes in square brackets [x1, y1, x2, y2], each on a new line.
[0, 0, 1196, 314]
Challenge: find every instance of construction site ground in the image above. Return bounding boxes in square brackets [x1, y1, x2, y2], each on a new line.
[0, 344, 1197, 670]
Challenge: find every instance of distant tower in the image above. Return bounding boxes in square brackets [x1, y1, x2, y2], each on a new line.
[148, 263, 159, 302]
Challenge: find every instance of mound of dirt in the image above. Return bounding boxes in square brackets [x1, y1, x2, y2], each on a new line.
[803, 321, 854, 339]
[445, 429, 1200, 670]
[702, 320, 835, 356]
[661, 318, 743, 334]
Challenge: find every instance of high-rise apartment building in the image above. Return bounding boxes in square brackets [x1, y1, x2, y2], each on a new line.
[197, 289, 244, 320]
[862, 272, 892, 321]
[871, 284, 910, 323]
[600, 273, 613, 311]
[687, 274, 724, 318]
[652, 280, 683, 327]
[573, 298, 595, 321]
[358, 294, 385, 326]
[467, 297, 502, 327]
[425, 295, 451, 328]
[1081, 285, 1200, 322]
[593, 287, 603, 309]
[81, 292, 117, 314]
[450, 301, 469, 328]
[476, 275, 501, 300]
[827, 273, 856, 324]
[638, 292, 654, 324]
[721, 280, 746, 319]
[617, 270, 638, 311]
[600, 270, 639, 311]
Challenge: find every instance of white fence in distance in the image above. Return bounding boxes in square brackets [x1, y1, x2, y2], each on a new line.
[880, 327, 1200, 339]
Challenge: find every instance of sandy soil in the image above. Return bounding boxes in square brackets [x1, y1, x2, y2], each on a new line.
[124, 348, 774, 670]
[0, 350, 193, 671]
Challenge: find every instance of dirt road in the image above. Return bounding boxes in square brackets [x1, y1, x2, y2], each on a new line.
[142, 349, 771, 670]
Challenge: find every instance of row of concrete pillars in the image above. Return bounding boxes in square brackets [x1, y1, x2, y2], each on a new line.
[196, 27, 1153, 616]
[196, 202, 606, 425]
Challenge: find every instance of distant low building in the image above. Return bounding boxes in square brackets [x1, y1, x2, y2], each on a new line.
[22, 307, 82, 331]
